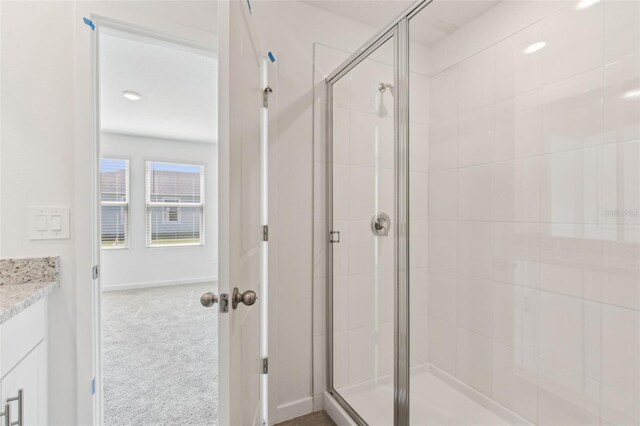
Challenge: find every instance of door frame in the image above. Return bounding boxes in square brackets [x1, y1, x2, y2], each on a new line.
[89, 16, 218, 426]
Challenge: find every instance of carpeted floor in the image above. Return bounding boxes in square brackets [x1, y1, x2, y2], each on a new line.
[103, 282, 218, 426]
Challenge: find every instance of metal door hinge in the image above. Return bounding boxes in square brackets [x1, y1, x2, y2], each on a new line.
[329, 231, 340, 243]
[92, 265, 99, 279]
[262, 357, 268, 374]
[263, 86, 273, 108]
[262, 225, 269, 241]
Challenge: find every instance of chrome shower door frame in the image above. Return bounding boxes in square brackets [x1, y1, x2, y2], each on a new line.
[325, 1, 433, 424]
[325, 26, 398, 426]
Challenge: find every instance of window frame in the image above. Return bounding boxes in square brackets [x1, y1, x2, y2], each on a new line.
[100, 157, 130, 250]
[144, 160, 205, 248]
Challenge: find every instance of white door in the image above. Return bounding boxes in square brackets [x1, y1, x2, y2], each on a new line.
[217, 0, 268, 424]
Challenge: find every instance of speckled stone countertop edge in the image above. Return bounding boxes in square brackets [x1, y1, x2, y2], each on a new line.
[0, 256, 59, 286]
[0, 280, 60, 325]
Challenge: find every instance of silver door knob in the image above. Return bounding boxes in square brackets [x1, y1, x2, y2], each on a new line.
[232, 287, 257, 309]
[200, 292, 219, 307]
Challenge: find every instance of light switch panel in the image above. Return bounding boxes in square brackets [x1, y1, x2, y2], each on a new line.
[28, 207, 70, 240]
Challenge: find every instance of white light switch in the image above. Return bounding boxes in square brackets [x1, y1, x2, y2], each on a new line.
[36, 215, 47, 231]
[50, 215, 62, 231]
[28, 207, 70, 240]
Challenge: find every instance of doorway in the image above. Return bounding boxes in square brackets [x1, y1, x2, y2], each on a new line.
[96, 22, 219, 425]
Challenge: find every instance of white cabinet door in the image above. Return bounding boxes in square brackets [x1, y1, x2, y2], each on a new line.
[1, 341, 47, 426]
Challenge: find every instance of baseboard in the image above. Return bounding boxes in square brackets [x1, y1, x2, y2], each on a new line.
[323, 391, 357, 426]
[275, 397, 314, 423]
[101, 277, 218, 292]
[313, 392, 324, 411]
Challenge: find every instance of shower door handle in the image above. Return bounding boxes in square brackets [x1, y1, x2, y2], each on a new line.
[0, 404, 9, 426]
[5, 389, 22, 426]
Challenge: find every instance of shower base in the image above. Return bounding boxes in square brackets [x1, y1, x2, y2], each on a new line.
[328, 365, 530, 425]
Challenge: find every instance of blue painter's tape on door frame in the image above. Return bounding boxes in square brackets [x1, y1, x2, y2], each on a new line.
[83, 17, 95, 30]
[268, 51, 276, 63]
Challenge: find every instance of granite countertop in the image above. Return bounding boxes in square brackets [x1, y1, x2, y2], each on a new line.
[0, 257, 60, 324]
[0, 280, 60, 324]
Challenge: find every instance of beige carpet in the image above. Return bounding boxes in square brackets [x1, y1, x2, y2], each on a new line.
[102, 282, 218, 426]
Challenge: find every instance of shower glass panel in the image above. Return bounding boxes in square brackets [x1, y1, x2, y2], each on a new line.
[329, 33, 396, 425]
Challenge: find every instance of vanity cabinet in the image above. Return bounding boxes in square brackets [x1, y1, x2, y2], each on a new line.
[0, 299, 48, 426]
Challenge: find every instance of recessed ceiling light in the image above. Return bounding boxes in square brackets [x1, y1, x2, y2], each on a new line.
[523, 41, 546, 54]
[575, 0, 601, 10]
[623, 89, 640, 99]
[122, 90, 141, 101]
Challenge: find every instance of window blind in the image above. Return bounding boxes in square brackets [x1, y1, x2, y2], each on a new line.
[145, 161, 205, 246]
[100, 158, 129, 248]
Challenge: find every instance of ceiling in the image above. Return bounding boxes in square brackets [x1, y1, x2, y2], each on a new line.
[302, 0, 501, 46]
[100, 28, 217, 144]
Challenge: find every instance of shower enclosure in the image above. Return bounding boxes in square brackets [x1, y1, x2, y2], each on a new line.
[324, 0, 640, 424]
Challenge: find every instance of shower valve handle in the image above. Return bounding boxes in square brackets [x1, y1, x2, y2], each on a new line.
[371, 212, 391, 237]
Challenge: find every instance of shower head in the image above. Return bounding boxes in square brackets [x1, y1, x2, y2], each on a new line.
[378, 82, 394, 94]
[377, 82, 394, 117]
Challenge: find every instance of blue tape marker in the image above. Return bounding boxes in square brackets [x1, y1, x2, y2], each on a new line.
[91, 378, 96, 395]
[246, 0, 252, 14]
[268, 51, 276, 63]
[83, 17, 95, 31]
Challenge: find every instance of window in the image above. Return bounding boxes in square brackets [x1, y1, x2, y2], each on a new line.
[162, 205, 181, 224]
[145, 161, 204, 246]
[100, 158, 129, 248]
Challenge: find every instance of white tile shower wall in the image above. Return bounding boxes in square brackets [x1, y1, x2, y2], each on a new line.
[422, 1, 640, 424]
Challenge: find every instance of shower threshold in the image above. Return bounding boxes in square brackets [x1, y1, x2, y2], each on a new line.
[329, 365, 531, 426]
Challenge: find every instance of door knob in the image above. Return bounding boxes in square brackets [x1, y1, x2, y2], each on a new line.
[200, 292, 219, 307]
[232, 287, 257, 309]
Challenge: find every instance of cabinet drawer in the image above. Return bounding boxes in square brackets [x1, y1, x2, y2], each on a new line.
[0, 299, 46, 379]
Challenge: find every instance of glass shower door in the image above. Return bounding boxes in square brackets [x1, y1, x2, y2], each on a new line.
[328, 33, 397, 426]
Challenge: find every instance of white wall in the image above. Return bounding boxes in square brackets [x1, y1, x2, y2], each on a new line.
[100, 133, 218, 289]
[0, 2, 77, 424]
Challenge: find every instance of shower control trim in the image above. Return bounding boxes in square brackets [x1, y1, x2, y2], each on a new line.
[371, 212, 390, 237]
